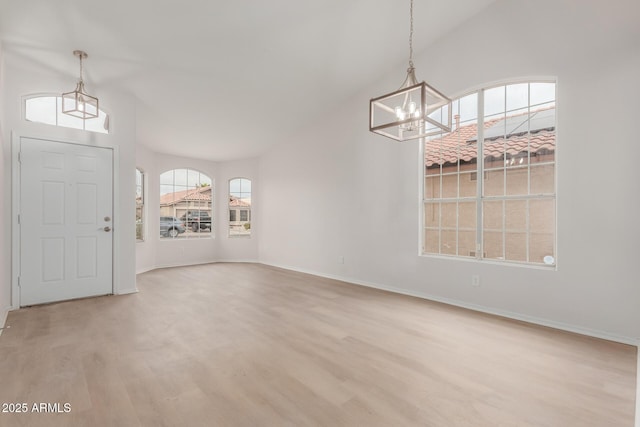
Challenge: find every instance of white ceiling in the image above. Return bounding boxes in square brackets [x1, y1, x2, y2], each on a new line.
[0, 0, 497, 161]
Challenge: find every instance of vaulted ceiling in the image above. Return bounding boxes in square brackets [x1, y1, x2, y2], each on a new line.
[0, 0, 498, 160]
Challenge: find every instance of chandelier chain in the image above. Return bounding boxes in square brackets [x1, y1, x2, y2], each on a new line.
[79, 55, 84, 83]
[408, 0, 414, 69]
[369, 0, 452, 141]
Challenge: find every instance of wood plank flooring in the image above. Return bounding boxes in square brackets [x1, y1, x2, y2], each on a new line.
[0, 263, 636, 426]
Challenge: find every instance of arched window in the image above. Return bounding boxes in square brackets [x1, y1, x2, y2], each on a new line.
[136, 168, 145, 241]
[160, 169, 213, 239]
[24, 94, 110, 134]
[423, 81, 556, 266]
[229, 178, 251, 237]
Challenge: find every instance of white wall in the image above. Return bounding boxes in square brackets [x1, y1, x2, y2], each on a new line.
[1, 48, 138, 307]
[259, 0, 640, 344]
[0, 41, 9, 328]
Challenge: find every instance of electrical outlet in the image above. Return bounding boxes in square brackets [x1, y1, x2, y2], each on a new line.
[471, 275, 480, 287]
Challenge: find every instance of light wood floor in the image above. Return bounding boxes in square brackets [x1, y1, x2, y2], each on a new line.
[0, 263, 636, 426]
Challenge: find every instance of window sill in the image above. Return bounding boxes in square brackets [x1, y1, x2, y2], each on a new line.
[419, 253, 557, 271]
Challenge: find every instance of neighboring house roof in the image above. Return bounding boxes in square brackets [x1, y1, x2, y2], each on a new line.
[160, 186, 211, 206]
[229, 195, 251, 208]
[425, 108, 555, 167]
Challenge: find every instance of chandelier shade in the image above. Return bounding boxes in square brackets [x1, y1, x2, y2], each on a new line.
[62, 50, 99, 120]
[369, 73, 451, 141]
[369, 0, 451, 141]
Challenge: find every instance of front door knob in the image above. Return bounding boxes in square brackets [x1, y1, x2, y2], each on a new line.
[104, 226, 112, 232]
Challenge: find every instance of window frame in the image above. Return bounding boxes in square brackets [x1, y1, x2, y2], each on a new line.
[159, 168, 214, 240]
[136, 168, 145, 242]
[420, 79, 557, 268]
[228, 177, 252, 238]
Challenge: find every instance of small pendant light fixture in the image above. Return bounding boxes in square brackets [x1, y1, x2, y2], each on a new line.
[369, 0, 451, 141]
[62, 50, 99, 120]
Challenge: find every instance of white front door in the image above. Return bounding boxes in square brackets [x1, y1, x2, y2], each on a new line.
[19, 137, 113, 306]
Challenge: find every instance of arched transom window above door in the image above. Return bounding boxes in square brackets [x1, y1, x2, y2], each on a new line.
[24, 94, 110, 134]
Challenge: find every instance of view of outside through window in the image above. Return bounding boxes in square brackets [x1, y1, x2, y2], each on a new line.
[136, 168, 144, 241]
[424, 81, 556, 266]
[25, 95, 109, 133]
[229, 178, 251, 237]
[160, 169, 213, 239]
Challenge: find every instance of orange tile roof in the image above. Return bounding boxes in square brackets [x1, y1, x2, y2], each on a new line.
[425, 110, 555, 167]
[160, 186, 211, 205]
[229, 196, 251, 207]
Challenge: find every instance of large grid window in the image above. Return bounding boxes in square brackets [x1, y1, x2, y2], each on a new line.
[229, 178, 251, 237]
[423, 81, 556, 266]
[160, 169, 213, 239]
[24, 95, 109, 134]
[136, 168, 145, 241]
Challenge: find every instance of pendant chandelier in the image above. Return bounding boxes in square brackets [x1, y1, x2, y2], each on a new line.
[62, 50, 99, 120]
[369, 0, 451, 141]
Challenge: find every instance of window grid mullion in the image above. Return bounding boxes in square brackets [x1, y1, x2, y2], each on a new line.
[438, 202, 443, 255]
[526, 199, 531, 263]
[455, 201, 459, 256]
[477, 89, 485, 260]
[482, 194, 554, 201]
[526, 83, 532, 263]
[456, 139, 460, 256]
[438, 157, 443, 255]
[502, 199, 506, 260]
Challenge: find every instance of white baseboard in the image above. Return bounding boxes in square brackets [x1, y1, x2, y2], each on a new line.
[137, 259, 259, 276]
[136, 266, 155, 275]
[153, 260, 218, 270]
[261, 261, 640, 347]
[0, 306, 9, 337]
[116, 288, 139, 295]
[215, 259, 259, 264]
[636, 351, 639, 427]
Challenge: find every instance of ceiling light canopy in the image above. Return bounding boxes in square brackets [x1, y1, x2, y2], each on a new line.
[62, 50, 99, 120]
[369, 0, 451, 142]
